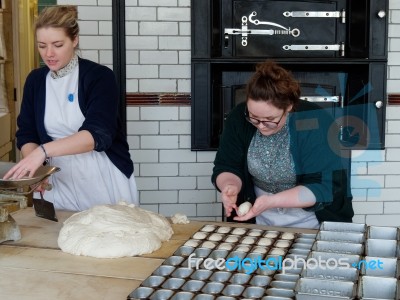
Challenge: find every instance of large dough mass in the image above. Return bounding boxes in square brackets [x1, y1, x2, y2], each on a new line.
[58, 203, 173, 258]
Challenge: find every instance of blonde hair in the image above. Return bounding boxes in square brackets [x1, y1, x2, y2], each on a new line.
[35, 5, 79, 41]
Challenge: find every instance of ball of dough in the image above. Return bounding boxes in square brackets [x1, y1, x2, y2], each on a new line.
[185, 239, 201, 247]
[232, 228, 246, 235]
[201, 225, 216, 232]
[237, 201, 252, 216]
[281, 232, 296, 240]
[252, 246, 268, 254]
[208, 233, 224, 242]
[275, 240, 291, 248]
[193, 232, 208, 239]
[225, 235, 240, 243]
[258, 238, 273, 246]
[217, 226, 231, 234]
[269, 248, 286, 256]
[202, 241, 216, 249]
[264, 231, 279, 238]
[218, 243, 233, 251]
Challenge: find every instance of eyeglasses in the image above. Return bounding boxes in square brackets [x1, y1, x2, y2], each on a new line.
[244, 106, 285, 129]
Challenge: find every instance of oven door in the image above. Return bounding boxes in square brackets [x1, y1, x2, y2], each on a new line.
[222, 0, 347, 58]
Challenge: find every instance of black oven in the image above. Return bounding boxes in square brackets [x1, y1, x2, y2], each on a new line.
[191, 0, 388, 151]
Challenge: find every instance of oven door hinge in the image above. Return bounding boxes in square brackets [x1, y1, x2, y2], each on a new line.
[224, 13, 300, 47]
[283, 9, 346, 23]
[282, 42, 345, 56]
[300, 96, 340, 103]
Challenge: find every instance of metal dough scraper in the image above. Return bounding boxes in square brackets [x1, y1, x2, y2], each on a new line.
[32, 191, 58, 222]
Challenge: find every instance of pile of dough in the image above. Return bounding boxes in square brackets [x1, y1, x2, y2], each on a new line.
[171, 213, 190, 224]
[58, 203, 173, 258]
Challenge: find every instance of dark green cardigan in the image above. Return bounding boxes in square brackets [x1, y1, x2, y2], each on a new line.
[212, 100, 354, 223]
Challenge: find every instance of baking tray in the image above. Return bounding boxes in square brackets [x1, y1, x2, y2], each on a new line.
[0, 162, 60, 192]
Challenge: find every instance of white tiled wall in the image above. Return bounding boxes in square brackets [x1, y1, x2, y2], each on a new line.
[58, 0, 400, 224]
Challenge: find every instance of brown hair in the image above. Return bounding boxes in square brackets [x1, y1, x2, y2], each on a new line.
[34, 5, 79, 42]
[246, 60, 300, 111]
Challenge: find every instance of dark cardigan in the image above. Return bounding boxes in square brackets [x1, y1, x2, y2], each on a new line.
[16, 58, 133, 178]
[212, 100, 354, 223]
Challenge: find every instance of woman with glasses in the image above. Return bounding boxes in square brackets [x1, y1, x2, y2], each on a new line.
[3, 6, 138, 211]
[212, 60, 353, 228]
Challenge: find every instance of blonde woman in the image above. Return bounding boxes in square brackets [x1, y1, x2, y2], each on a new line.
[4, 6, 138, 211]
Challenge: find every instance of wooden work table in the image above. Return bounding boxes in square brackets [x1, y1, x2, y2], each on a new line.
[0, 208, 317, 300]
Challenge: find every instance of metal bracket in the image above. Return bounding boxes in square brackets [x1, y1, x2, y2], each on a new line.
[300, 96, 340, 103]
[282, 42, 345, 56]
[283, 9, 346, 23]
[224, 12, 300, 47]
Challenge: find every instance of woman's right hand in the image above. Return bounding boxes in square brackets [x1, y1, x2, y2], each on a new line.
[221, 184, 240, 217]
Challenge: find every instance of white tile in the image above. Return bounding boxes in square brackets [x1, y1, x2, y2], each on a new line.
[127, 136, 140, 149]
[139, 79, 177, 93]
[384, 201, 400, 213]
[158, 7, 190, 21]
[179, 107, 191, 120]
[389, 24, 400, 37]
[79, 21, 98, 34]
[351, 162, 367, 175]
[179, 22, 191, 36]
[179, 51, 191, 64]
[179, 190, 217, 203]
[385, 134, 400, 147]
[135, 177, 159, 190]
[388, 66, 400, 79]
[159, 203, 196, 217]
[140, 163, 179, 176]
[198, 176, 215, 190]
[126, 79, 139, 92]
[386, 175, 400, 187]
[160, 65, 191, 78]
[80, 50, 99, 62]
[140, 51, 178, 64]
[368, 188, 400, 201]
[197, 203, 223, 217]
[387, 120, 400, 133]
[126, 36, 158, 50]
[126, 22, 139, 35]
[138, 204, 159, 213]
[385, 106, 400, 119]
[350, 175, 384, 189]
[352, 202, 383, 214]
[127, 107, 140, 121]
[140, 22, 178, 35]
[180, 163, 214, 176]
[159, 176, 196, 189]
[196, 151, 216, 163]
[367, 161, 400, 174]
[99, 21, 112, 35]
[351, 150, 385, 162]
[386, 149, 400, 160]
[79, 36, 112, 49]
[160, 121, 190, 134]
[179, 135, 191, 149]
[126, 7, 157, 21]
[351, 189, 367, 202]
[97, 0, 111, 5]
[159, 36, 191, 50]
[387, 79, 400, 93]
[389, 0, 400, 9]
[126, 50, 139, 63]
[126, 65, 158, 78]
[160, 149, 196, 162]
[178, 0, 190, 7]
[141, 106, 179, 120]
[78, 6, 111, 20]
[99, 50, 112, 64]
[138, 0, 177, 6]
[130, 149, 159, 163]
[58, 0, 97, 5]
[178, 79, 191, 93]
[352, 215, 366, 224]
[365, 214, 400, 226]
[127, 121, 159, 135]
[141, 191, 178, 204]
